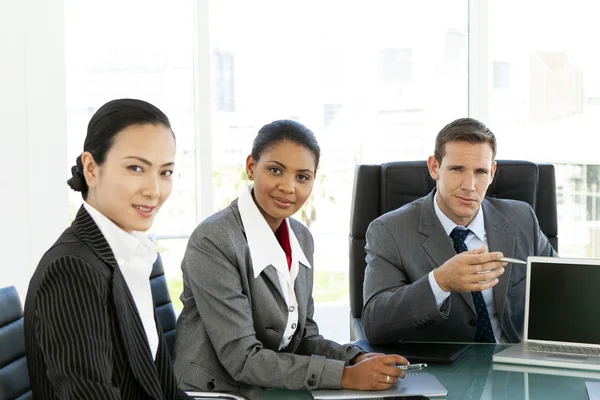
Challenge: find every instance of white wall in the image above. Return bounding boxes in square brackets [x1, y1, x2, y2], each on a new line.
[0, 0, 68, 297]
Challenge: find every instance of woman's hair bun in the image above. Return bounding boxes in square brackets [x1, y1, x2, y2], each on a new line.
[67, 155, 88, 193]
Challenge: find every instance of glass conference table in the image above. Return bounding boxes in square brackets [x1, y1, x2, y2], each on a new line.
[256, 340, 600, 399]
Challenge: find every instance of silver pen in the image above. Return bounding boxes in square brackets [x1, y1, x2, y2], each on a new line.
[397, 363, 427, 371]
[500, 257, 527, 265]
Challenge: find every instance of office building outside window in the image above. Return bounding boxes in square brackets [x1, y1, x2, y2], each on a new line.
[489, 0, 600, 257]
[64, 0, 197, 301]
[209, 0, 468, 341]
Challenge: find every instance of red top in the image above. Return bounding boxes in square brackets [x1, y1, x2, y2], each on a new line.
[275, 221, 292, 270]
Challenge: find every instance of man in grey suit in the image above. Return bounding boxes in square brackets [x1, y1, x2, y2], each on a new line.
[362, 118, 557, 345]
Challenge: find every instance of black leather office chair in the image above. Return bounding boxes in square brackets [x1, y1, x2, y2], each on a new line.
[150, 253, 178, 357]
[0, 286, 32, 400]
[348, 160, 558, 340]
[0, 263, 243, 400]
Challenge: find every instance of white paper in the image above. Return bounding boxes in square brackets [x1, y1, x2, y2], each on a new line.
[311, 372, 447, 399]
[586, 381, 600, 400]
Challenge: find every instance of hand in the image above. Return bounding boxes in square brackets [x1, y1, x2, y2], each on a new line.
[349, 352, 384, 365]
[433, 246, 507, 293]
[341, 354, 408, 390]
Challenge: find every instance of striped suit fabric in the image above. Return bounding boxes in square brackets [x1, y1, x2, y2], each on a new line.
[24, 206, 187, 399]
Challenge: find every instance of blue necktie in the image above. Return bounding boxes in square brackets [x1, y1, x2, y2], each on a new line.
[449, 227, 496, 343]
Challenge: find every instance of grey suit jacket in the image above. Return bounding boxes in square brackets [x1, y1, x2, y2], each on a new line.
[173, 199, 361, 400]
[362, 190, 557, 344]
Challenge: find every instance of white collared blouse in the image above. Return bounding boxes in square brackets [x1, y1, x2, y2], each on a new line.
[237, 186, 312, 350]
[83, 202, 159, 359]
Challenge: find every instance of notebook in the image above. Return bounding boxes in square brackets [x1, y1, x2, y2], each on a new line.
[311, 372, 447, 399]
[493, 256, 600, 371]
[353, 340, 470, 364]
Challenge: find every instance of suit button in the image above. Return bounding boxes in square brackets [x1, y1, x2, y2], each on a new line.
[207, 379, 215, 390]
[308, 375, 316, 386]
[469, 319, 477, 326]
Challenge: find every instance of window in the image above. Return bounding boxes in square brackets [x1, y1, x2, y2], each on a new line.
[489, 0, 599, 257]
[67, 0, 600, 342]
[493, 61, 510, 89]
[210, 0, 468, 342]
[64, 0, 196, 303]
[215, 50, 236, 112]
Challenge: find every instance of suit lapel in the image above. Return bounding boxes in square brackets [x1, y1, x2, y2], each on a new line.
[418, 195, 518, 322]
[71, 206, 118, 267]
[154, 312, 177, 399]
[112, 267, 164, 400]
[419, 192, 476, 314]
[294, 261, 310, 341]
[231, 200, 288, 303]
[72, 206, 164, 400]
[262, 266, 287, 302]
[482, 200, 516, 324]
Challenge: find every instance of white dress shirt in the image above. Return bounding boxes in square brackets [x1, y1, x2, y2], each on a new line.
[237, 186, 312, 350]
[84, 202, 159, 359]
[427, 193, 505, 343]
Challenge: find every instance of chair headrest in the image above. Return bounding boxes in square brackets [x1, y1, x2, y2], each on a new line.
[150, 252, 164, 279]
[0, 286, 22, 327]
[380, 160, 539, 213]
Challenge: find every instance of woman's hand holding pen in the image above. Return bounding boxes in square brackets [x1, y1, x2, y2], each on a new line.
[349, 352, 381, 365]
[341, 353, 408, 390]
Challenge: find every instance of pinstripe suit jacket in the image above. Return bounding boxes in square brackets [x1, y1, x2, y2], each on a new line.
[24, 206, 186, 399]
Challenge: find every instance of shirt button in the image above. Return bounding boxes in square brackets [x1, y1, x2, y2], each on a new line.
[289, 306, 295, 312]
[292, 323, 297, 329]
[308, 376, 316, 386]
[288, 336, 292, 340]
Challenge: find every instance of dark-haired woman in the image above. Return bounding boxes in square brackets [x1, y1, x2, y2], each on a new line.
[24, 99, 189, 399]
[173, 120, 408, 399]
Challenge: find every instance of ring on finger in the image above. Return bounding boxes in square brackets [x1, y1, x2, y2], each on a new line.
[385, 375, 390, 383]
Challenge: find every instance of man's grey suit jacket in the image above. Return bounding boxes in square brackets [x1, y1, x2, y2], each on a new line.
[362, 190, 557, 344]
[173, 199, 361, 400]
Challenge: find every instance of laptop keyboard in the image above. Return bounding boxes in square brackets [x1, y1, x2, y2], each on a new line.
[526, 343, 600, 357]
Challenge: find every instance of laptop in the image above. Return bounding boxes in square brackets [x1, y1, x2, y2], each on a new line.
[493, 256, 600, 371]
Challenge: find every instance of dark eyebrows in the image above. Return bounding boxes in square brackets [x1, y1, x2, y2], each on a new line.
[446, 163, 490, 173]
[446, 163, 463, 169]
[123, 156, 174, 168]
[267, 160, 315, 175]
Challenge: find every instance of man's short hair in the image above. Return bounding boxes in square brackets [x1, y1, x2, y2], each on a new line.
[434, 117, 497, 164]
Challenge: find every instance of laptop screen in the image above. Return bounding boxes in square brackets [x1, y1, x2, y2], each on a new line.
[527, 260, 600, 345]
